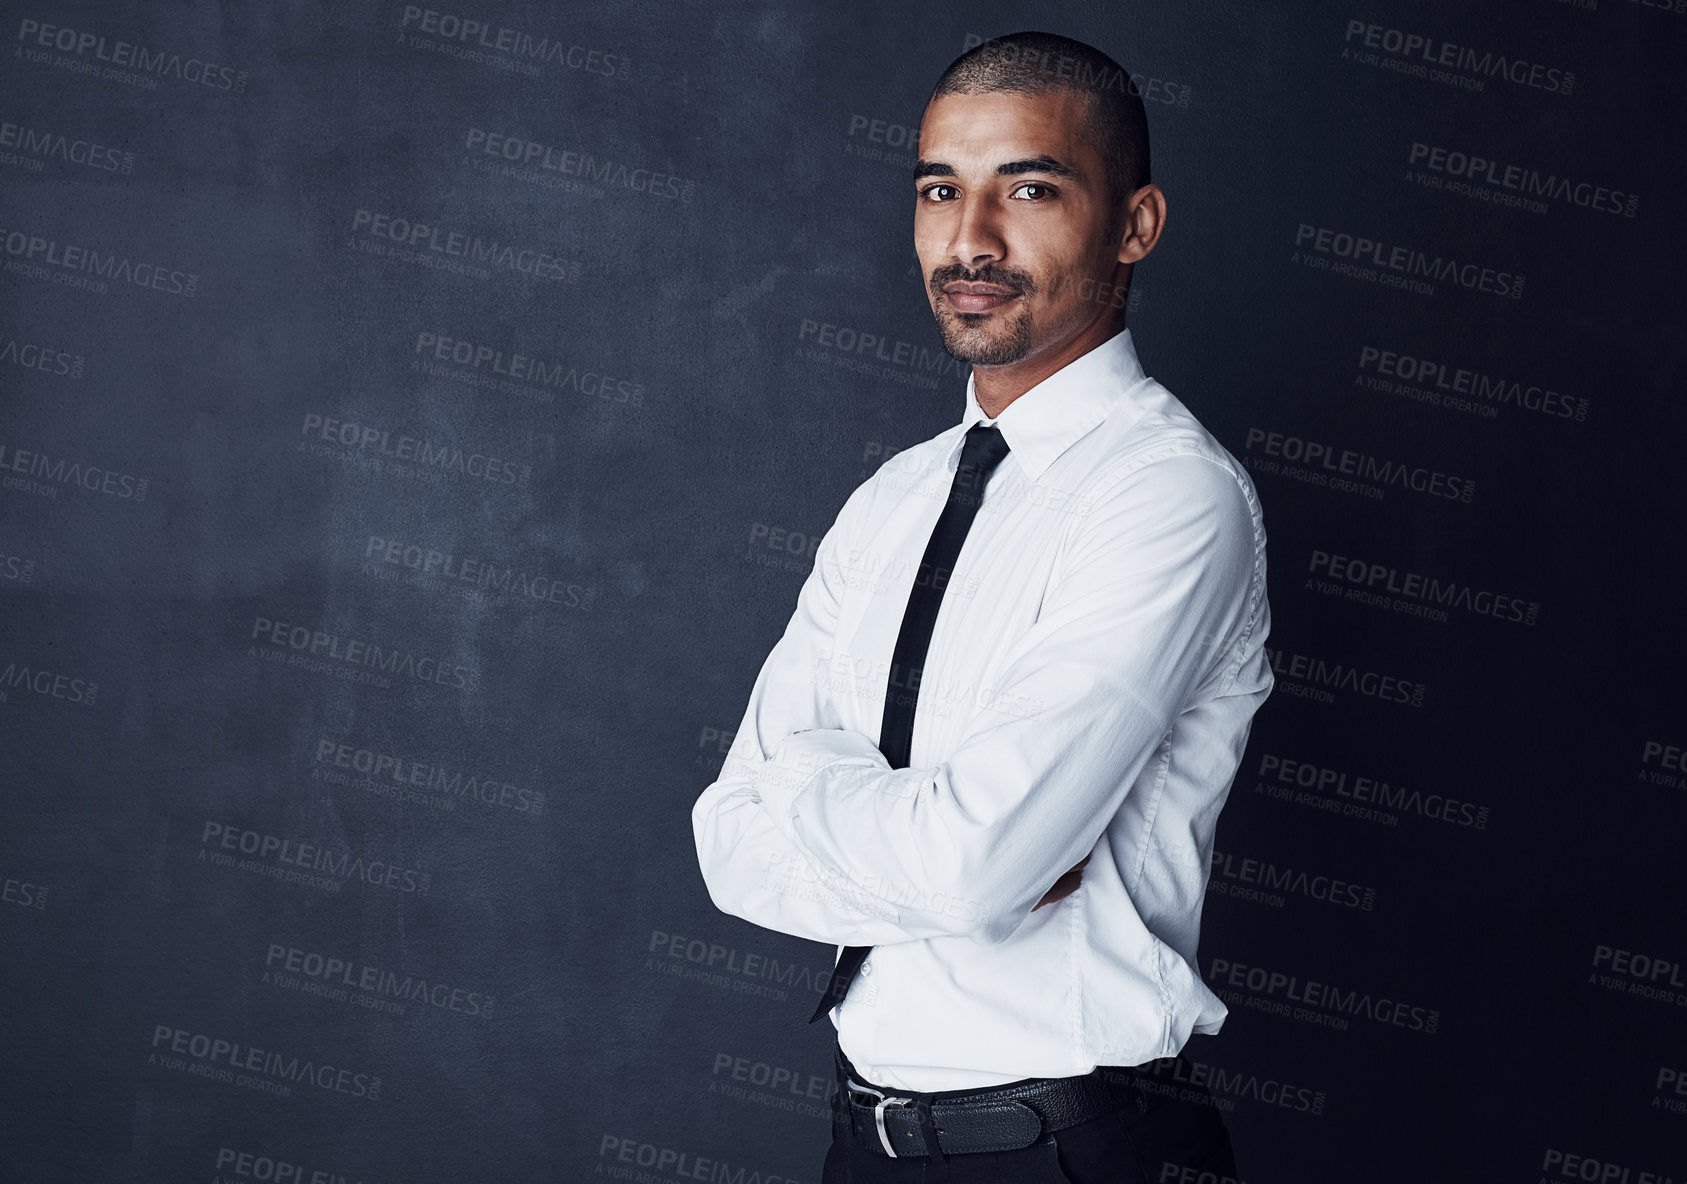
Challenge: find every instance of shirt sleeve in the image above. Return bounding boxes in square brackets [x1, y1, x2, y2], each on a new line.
[690, 478, 946, 946]
[752, 450, 1266, 947]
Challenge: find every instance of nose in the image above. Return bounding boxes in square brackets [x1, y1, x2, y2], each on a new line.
[945, 193, 1006, 271]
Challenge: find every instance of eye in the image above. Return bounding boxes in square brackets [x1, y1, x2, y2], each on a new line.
[1011, 182, 1056, 201]
[919, 183, 960, 203]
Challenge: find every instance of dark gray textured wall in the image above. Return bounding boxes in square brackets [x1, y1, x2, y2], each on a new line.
[1, 1, 1683, 1181]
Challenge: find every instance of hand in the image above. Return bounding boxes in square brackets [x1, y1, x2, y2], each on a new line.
[1031, 854, 1091, 911]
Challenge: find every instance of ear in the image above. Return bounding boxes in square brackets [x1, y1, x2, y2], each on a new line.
[1115, 183, 1166, 266]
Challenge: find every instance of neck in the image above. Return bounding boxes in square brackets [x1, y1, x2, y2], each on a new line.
[972, 315, 1127, 420]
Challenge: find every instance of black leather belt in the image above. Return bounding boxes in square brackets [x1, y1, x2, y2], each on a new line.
[832, 1043, 1136, 1157]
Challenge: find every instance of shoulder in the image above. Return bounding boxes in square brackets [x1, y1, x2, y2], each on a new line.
[867, 424, 966, 483]
[845, 423, 966, 506]
[821, 423, 965, 544]
[1086, 389, 1261, 532]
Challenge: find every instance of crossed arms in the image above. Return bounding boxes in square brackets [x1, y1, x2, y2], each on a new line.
[691, 450, 1259, 949]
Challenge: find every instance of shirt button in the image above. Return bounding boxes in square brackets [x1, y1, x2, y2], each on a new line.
[860, 961, 872, 975]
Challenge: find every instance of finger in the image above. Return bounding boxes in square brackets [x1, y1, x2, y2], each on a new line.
[1033, 877, 1069, 911]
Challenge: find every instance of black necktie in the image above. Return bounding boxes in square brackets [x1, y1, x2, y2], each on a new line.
[808, 422, 1012, 1024]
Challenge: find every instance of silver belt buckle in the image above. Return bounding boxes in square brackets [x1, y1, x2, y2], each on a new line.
[846, 1076, 916, 1156]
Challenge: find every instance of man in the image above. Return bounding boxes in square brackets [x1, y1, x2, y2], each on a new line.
[692, 30, 1271, 1183]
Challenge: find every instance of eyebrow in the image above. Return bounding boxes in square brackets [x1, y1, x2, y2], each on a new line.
[912, 154, 1081, 180]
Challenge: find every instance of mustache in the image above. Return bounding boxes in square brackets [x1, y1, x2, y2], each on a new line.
[928, 262, 1038, 298]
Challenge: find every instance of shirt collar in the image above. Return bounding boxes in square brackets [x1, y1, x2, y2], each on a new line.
[956, 327, 1149, 483]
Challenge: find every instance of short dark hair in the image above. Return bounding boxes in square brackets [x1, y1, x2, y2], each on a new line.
[929, 31, 1152, 214]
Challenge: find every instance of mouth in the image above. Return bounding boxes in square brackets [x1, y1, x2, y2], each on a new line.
[941, 281, 1020, 314]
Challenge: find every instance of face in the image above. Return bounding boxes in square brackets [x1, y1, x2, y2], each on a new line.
[914, 89, 1137, 368]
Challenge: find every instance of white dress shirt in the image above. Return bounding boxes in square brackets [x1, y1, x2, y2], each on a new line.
[691, 327, 1273, 1092]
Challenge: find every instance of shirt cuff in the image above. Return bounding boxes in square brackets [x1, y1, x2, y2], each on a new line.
[754, 727, 891, 843]
[757, 728, 915, 927]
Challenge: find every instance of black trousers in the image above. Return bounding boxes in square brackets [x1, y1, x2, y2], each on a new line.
[821, 1041, 1241, 1184]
